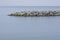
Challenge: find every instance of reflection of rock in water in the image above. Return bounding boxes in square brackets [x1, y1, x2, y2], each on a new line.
[8, 11, 60, 16]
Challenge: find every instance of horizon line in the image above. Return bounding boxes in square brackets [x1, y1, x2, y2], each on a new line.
[0, 6, 59, 7]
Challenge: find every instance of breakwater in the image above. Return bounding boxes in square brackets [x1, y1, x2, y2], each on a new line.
[9, 11, 60, 16]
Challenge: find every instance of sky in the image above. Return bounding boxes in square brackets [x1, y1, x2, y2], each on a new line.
[0, 0, 60, 6]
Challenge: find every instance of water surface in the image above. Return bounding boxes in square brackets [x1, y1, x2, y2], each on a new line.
[0, 6, 60, 40]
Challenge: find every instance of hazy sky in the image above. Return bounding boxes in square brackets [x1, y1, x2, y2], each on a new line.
[0, 0, 60, 6]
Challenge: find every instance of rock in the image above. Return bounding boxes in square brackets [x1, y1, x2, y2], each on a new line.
[9, 10, 60, 16]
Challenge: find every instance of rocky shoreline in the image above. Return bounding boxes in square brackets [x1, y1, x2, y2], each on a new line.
[9, 11, 60, 17]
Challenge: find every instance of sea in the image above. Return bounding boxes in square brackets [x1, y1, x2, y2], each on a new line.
[0, 6, 60, 40]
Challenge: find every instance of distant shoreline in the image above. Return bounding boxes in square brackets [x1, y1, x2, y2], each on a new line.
[8, 10, 60, 17]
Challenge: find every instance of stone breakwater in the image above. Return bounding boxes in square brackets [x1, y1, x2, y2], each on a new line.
[9, 11, 60, 16]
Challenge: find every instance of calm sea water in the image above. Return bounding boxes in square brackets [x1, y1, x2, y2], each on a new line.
[0, 6, 60, 40]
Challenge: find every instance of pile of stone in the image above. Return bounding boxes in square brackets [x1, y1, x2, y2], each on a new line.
[9, 11, 60, 16]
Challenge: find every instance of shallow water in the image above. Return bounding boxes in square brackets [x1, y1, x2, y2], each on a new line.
[0, 6, 60, 40]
